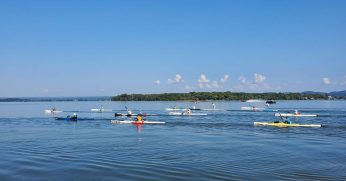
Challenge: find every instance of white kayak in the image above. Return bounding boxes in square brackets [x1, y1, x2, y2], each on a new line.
[241, 107, 277, 112]
[114, 113, 158, 117]
[111, 120, 165, 124]
[91, 108, 113, 112]
[165, 108, 187, 111]
[44, 110, 62, 114]
[275, 113, 318, 117]
[168, 112, 207, 116]
[241, 107, 266, 111]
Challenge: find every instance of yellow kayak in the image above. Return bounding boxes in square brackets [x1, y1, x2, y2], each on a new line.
[254, 122, 322, 127]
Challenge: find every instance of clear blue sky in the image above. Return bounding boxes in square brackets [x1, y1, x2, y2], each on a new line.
[1, 0, 345, 97]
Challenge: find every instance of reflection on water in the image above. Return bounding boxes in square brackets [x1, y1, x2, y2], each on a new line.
[0, 101, 346, 180]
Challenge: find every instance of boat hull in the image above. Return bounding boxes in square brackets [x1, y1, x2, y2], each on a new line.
[55, 117, 95, 121]
[45, 110, 62, 114]
[168, 112, 207, 116]
[91, 109, 113, 112]
[111, 120, 165, 124]
[254, 122, 321, 127]
[275, 113, 318, 117]
[165, 108, 187, 111]
[241, 107, 277, 112]
[114, 113, 158, 117]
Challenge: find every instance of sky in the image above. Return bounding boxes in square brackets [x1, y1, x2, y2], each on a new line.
[0, 0, 345, 97]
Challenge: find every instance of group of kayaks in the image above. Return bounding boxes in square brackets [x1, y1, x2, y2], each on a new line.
[46, 101, 322, 127]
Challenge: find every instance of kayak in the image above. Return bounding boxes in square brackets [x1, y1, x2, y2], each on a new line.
[91, 108, 113, 112]
[55, 117, 95, 121]
[241, 107, 277, 112]
[45, 110, 62, 114]
[254, 122, 321, 127]
[165, 108, 187, 111]
[201, 109, 224, 111]
[274, 113, 318, 117]
[168, 112, 207, 116]
[241, 107, 266, 111]
[114, 113, 158, 117]
[111, 120, 165, 124]
[263, 109, 278, 112]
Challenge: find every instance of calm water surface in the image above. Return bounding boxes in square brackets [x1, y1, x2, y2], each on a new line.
[0, 101, 345, 181]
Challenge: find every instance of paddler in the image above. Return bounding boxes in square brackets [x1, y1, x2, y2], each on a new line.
[185, 108, 192, 115]
[136, 113, 143, 123]
[72, 113, 77, 119]
[294, 110, 300, 115]
[127, 110, 132, 117]
[283, 117, 291, 124]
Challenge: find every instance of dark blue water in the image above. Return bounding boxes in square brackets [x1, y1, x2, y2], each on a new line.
[0, 101, 346, 180]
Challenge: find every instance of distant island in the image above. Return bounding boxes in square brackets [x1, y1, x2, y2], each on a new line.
[0, 96, 111, 102]
[1, 91, 345, 102]
[111, 91, 346, 101]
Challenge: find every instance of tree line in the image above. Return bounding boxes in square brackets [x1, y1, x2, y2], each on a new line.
[111, 91, 331, 101]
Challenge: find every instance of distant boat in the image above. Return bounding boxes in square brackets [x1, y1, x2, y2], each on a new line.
[241, 100, 268, 111]
[91, 108, 112, 112]
[266, 100, 276, 104]
[246, 99, 265, 103]
[91, 105, 112, 112]
[168, 112, 207, 116]
[241, 106, 265, 111]
[44, 108, 62, 114]
[165, 107, 187, 111]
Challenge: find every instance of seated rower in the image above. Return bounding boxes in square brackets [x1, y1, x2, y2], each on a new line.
[126, 110, 133, 117]
[294, 110, 300, 115]
[71, 113, 78, 119]
[136, 114, 143, 123]
[185, 109, 192, 115]
[283, 117, 291, 124]
[66, 113, 78, 120]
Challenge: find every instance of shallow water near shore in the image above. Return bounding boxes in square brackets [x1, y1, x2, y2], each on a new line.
[0, 101, 346, 180]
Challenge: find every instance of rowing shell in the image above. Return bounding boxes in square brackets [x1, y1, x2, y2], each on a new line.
[201, 109, 224, 111]
[274, 113, 318, 117]
[114, 113, 158, 117]
[165, 108, 187, 111]
[111, 120, 165, 124]
[254, 122, 321, 127]
[241, 107, 266, 111]
[55, 117, 95, 121]
[45, 110, 62, 114]
[241, 107, 277, 112]
[91, 109, 113, 112]
[168, 112, 208, 116]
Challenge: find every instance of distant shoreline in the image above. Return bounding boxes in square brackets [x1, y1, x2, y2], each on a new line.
[111, 92, 336, 101]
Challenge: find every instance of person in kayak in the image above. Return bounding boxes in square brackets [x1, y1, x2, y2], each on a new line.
[136, 113, 143, 123]
[127, 110, 132, 117]
[294, 110, 300, 115]
[283, 117, 291, 124]
[67, 113, 78, 120]
[185, 109, 192, 115]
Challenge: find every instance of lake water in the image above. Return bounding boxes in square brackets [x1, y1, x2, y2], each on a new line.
[0, 101, 345, 180]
